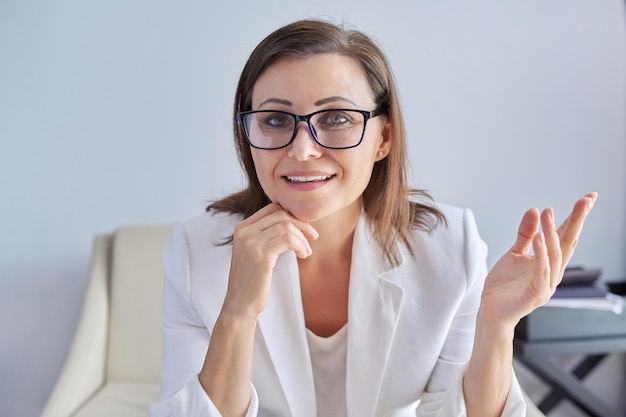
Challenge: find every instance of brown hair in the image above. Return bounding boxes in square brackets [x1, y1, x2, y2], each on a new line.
[208, 19, 445, 265]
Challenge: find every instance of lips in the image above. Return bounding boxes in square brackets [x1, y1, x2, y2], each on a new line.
[285, 175, 333, 183]
[281, 171, 335, 190]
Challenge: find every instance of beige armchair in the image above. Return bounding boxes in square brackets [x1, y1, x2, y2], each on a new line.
[41, 225, 544, 417]
[40, 226, 170, 417]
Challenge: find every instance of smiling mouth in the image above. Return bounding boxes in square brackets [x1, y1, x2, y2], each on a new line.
[285, 175, 334, 183]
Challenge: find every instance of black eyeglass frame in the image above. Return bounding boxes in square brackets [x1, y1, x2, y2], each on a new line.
[236, 106, 386, 150]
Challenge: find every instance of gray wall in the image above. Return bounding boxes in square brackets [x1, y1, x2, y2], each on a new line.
[1, 1, 624, 416]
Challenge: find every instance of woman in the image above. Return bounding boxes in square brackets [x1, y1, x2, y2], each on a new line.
[149, 19, 596, 417]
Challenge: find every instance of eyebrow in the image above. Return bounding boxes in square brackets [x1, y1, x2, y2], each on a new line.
[257, 98, 292, 108]
[257, 96, 358, 109]
[314, 96, 358, 106]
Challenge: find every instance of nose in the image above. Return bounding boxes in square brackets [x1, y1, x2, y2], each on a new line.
[287, 122, 323, 161]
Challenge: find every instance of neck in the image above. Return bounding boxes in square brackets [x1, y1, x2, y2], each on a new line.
[307, 201, 361, 263]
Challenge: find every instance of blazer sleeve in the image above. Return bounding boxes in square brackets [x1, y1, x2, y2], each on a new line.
[415, 209, 527, 417]
[148, 223, 260, 417]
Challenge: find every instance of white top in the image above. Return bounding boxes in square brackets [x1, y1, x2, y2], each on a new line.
[149, 206, 529, 417]
[306, 324, 348, 417]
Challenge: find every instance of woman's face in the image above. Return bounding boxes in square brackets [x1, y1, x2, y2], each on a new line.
[249, 53, 391, 224]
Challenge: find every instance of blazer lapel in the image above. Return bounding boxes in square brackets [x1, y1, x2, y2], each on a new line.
[346, 216, 405, 417]
[255, 214, 405, 417]
[257, 250, 317, 417]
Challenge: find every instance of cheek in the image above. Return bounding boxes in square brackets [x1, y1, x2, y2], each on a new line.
[251, 151, 279, 189]
[340, 155, 376, 186]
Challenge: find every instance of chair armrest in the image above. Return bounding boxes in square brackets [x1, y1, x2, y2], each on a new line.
[40, 233, 113, 417]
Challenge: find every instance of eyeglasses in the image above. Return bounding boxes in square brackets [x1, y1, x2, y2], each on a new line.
[236, 107, 385, 150]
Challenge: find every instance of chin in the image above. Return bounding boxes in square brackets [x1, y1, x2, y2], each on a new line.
[287, 209, 327, 223]
[280, 202, 332, 223]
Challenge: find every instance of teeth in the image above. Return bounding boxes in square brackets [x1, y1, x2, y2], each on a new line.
[286, 175, 332, 183]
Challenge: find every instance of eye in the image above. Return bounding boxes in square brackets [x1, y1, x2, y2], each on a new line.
[318, 111, 358, 129]
[262, 112, 293, 129]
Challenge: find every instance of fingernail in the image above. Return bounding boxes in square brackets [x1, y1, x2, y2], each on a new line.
[588, 194, 596, 210]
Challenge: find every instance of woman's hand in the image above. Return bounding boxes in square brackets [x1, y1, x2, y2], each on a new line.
[479, 192, 597, 329]
[222, 203, 319, 319]
[200, 203, 318, 416]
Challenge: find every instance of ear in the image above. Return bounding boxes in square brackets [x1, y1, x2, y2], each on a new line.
[375, 121, 392, 161]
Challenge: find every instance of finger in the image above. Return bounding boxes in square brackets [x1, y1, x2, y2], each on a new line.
[236, 219, 313, 266]
[260, 222, 314, 259]
[287, 218, 319, 241]
[242, 202, 284, 225]
[510, 208, 540, 254]
[556, 193, 597, 236]
[241, 204, 319, 244]
[256, 209, 319, 241]
[248, 209, 318, 256]
[556, 193, 597, 266]
[541, 208, 562, 288]
[234, 205, 316, 261]
[532, 232, 552, 302]
[558, 192, 598, 235]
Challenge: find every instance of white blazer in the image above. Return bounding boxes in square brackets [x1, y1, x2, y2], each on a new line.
[149, 204, 526, 417]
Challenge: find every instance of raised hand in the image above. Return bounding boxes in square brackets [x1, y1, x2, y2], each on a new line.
[479, 192, 597, 328]
[222, 202, 319, 318]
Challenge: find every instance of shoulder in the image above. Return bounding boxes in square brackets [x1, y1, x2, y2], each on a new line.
[433, 202, 465, 224]
[163, 210, 243, 283]
[410, 202, 483, 245]
[163, 210, 243, 321]
[403, 201, 488, 286]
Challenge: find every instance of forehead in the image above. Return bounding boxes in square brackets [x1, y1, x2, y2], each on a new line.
[251, 53, 374, 107]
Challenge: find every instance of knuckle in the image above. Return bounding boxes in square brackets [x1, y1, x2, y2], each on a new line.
[233, 222, 247, 238]
[278, 219, 292, 231]
[281, 232, 299, 247]
[548, 281, 558, 295]
[560, 235, 578, 249]
[278, 220, 298, 235]
[535, 282, 553, 303]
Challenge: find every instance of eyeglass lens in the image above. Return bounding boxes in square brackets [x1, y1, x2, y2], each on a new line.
[243, 110, 366, 149]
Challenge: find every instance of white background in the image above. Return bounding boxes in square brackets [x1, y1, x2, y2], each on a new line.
[1, 1, 625, 416]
